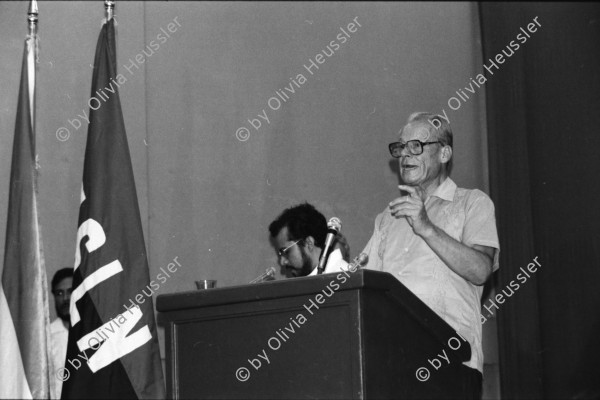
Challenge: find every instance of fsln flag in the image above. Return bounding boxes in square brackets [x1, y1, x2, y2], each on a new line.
[61, 18, 165, 399]
[0, 24, 53, 400]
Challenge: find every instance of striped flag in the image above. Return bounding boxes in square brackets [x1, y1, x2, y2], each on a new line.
[0, 9, 53, 399]
[60, 18, 165, 399]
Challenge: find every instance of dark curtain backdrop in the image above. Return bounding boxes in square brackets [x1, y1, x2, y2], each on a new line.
[480, 2, 600, 399]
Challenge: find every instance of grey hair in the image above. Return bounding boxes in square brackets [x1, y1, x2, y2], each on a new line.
[404, 111, 453, 173]
[406, 112, 453, 148]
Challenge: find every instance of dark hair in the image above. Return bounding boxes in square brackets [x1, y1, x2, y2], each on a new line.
[52, 268, 74, 290]
[268, 203, 327, 248]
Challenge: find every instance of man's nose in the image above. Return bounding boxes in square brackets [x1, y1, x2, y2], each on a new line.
[278, 257, 288, 267]
[398, 154, 410, 166]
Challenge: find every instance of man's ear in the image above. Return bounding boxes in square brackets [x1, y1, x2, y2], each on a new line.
[440, 145, 452, 165]
[303, 236, 315, 251]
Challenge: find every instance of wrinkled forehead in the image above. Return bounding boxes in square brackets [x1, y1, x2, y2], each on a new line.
[399, 121, 434, 142]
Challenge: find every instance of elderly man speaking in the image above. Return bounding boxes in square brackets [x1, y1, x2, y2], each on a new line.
[361, 112, 499, 398]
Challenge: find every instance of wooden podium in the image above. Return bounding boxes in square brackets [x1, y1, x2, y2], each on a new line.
[156, 269, 471, 399]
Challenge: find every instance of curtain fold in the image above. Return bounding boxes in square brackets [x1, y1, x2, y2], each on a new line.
[480, 3, 600, 399]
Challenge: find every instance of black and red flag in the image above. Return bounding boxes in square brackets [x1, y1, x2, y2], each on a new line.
[61, 18, 165, 399]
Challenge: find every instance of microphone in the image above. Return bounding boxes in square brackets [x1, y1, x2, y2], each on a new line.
[351, 253, 369, 270]
[249, 266, 276, 284]
[317, 217, 342, 275]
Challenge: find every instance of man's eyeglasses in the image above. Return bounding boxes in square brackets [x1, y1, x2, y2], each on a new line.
[277, 239, 302, 258]
[389, 140, 441, 157]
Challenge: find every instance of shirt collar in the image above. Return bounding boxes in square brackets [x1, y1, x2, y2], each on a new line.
[429, 177, 456, 202]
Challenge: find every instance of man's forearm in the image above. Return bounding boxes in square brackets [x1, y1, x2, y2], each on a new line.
[419, 224, 493, 285]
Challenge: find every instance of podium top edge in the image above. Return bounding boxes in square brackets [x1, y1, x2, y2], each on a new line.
[156, 269, 391, 312]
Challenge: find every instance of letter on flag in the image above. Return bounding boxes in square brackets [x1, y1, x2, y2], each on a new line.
[60, 18, 165, 399]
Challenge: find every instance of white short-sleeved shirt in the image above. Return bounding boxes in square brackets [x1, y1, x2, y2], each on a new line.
[50, 318, 69, 399]
[361, 177, 500, 372]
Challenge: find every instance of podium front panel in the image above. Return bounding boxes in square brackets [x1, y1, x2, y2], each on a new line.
[166, 290, 364, 399]
[157, 270, 472, 399]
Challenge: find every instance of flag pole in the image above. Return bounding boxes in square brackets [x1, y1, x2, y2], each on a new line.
[27, 0, 38, 131]
[105, 0, 115, 21]
[27, 0, 38, 36]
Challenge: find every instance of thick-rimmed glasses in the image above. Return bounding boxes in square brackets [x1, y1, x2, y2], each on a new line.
[389, 140, 441, 157]
[277, 239, 302, 258]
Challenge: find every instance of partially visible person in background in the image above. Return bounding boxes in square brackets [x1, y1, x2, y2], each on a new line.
[334, 231, 351, 263]
[50, 267, 73, 399]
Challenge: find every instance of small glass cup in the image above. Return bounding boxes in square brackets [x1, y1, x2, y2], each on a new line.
[195, 280, 217, 290]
